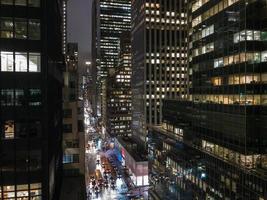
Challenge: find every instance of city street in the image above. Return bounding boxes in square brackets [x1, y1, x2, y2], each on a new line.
[85, 141, 129, 200]
[84, 101, 144, 200]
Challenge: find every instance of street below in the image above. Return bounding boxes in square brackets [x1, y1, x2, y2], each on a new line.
[84, 101, 146, 200]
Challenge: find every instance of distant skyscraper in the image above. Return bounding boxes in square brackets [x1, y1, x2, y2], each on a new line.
[95, 0, 131, 128]
[98, 0, 131, 78]
[62, 0, 68, 54]
[91, 0, 98, 117]
[132, 0, 188, 142]
[0, 0, 63, 199]
[107, 32, 132, 137]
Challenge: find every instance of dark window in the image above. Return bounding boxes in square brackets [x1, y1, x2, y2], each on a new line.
[63, 124, 72, 133]
[63, 109, 72, 118]
[78, 120, 84, 132]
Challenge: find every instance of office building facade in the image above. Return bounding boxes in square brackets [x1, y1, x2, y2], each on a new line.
[96, 0, 131, 127]
[150, 0, 267, 199]
[132, 0, 188, 142]
[98, 0, 131, 77]
[107, 33, 132, 137]
[0, 0, 63, 199]
[62, 43, 85, 176]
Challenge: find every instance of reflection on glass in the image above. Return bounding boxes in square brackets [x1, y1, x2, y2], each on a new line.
[15, 0, 26, 6]
[28, 19, 40, 40]
[0, 0, 13, 5]
[15, 18, 27, 39]
[15, 89, 24, 106]
[29, 89, 41, 106]
[1, 89, 13, 106]
[0, 17, 13, 38]
[29, 53, 41, 72]
[28, 0, 40, 7]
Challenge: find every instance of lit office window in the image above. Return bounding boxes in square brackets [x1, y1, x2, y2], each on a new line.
[1, 51, 14, 71]
[1, 51, 41, 72]
[0, 18, 40, 40]
[2, 183, 42, 199]
[15, 18, 27, 39]
[0, 17, 13, 38]
[29, 53, 41, 72]
[15, 52, 27, 72]
[28, 19, 40, 40]
[15, 0, 26, 6]
[4, 120, 15, 139]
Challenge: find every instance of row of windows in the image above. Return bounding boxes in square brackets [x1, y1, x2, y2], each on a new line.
[214, 52, 267, 68]
[233, 30, 267, 43]
[192, 0, 239, 27]
[1, 120, 41, 139]
[0, 183, 41, 200]
[63, 154, 79, 164]
[192, 24, 214, 42]
[192, 0, 209, 12]
[202, 140, 267, 169]
[193, 94, 267, 105]
[0, 88, 41, 106]
[65, 139, 79, 148]
[192, 42, 214, 57]
[210, 74, 267, 86]
[0, 0, 40, 7]
[0, 51, 41, 72]
[0, 17, 40, 40]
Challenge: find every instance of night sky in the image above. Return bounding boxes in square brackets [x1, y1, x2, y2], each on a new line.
[67, 0, 92, 74]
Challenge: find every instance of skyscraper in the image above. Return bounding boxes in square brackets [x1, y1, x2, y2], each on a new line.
[62, 43, 85, 176]
[98, 0, 131, 78]
[91, 0, 98, 117]
[107, 32, 132, 137]
[132, 0, 188, 142]
[188, 0, 267, 198]
[0, 0, 63, 199]
[96, 0, 131, 128]
[151, 0, 267, 199]
[61, 43, 86, 199]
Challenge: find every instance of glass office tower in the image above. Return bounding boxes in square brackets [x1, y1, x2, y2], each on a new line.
[150, 0, 267, 199]
[0, 0, 63, 199]
[132, 0, 188, 142]
[188, 0, 267, 198]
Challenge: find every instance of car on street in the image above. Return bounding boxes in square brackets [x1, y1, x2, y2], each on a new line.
[117, 173, 122, 178]
[90, 175, 95, 181]
[104, 181, 109, 188]
[94, 186, 100, 193]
